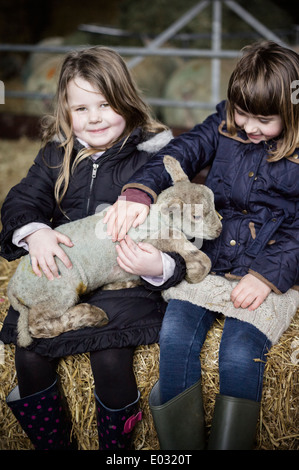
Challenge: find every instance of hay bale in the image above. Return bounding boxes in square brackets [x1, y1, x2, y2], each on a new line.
[0, 138, 40, 207]
[23, 37, 64, 116]
[162, 58, 237, 128]
[0, 257, 298, 450]
[24, 56, 63, 116]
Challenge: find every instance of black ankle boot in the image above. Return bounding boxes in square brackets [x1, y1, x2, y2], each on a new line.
[6, 378, 77, 450]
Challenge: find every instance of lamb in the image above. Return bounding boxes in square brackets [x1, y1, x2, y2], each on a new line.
[7, 156, 222, 347]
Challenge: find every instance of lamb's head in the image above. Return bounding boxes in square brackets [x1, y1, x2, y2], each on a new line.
[157, 156, 222, 241]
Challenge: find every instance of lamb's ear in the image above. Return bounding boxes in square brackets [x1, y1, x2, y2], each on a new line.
[163, 155, 189, 183]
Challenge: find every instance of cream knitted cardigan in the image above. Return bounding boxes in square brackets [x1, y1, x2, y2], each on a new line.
[163, 275, 299, 345]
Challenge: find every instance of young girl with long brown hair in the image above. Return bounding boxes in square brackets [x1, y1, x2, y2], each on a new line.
[0, 46, 186, 450]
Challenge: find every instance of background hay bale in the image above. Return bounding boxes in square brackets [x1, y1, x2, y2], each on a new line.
[0, 138, 41, 207]
[162, 58, 237, 128]
[0, 257, 298, 450]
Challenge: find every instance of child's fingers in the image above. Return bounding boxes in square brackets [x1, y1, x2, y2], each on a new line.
[55, 246, 73, 270]
[116, 255, 134, 274]
[137, 242, 155, 254]
[102, 204, 115, 224]
[56, 231, 74, 248]
[132, 207, 150, 228]
[116, 217, 135, 241]
[115, 239, 136, 265]
[30, 256, 42, 278]
[103, 201, 128, 239]
[37, 256, 55, 281]
[105, 209, 117, 237]
[248, 294, 267, 311]
[122, 235, 139, 254]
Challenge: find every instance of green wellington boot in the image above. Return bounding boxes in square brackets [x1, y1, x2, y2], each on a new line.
[208, 394, 260, 450]
[149, 380, 205, 450]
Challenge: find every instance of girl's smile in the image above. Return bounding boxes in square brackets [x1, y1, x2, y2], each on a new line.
[234, 106, 283, 144]
[67, 77, 126, 149]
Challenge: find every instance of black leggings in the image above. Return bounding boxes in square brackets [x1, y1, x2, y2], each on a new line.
[15, 346, 138, 409]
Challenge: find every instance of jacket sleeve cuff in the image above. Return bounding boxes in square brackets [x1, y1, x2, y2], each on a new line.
[142, 252, 186, 291]
[122, 185, 157, 204]
[12, 222, 51, 249]
[0, 213, 52, 261]
[141, 252, 176, 286]
[248, 269, 283, 294]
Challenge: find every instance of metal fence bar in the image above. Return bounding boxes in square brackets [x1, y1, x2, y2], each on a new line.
[5, 90, 54, 100]
[147, 97, 216, 109]
[224, 0, 288, 46]
[4, 90, 216, 110]
[211, 0, 222, 106]
[0, 44, 76, 53]
[0, 44, 241, 58]
[79, 23, 297, 43]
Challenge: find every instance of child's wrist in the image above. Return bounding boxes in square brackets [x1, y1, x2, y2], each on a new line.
[121, 188, 152, 206]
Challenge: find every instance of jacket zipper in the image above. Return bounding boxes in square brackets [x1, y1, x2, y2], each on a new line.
[86, 162, 99, 215]
[85, 150, 119, 215]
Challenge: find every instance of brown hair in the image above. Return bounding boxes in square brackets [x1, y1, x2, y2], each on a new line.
[42, 46, 167, 207]
[226, 41, 299, 161]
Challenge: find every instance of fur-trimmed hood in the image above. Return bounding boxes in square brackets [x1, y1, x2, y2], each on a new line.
[137, 130, 173, 154]
[52, 128, 173, 155]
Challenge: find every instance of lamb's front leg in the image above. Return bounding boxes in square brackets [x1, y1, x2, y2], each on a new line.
[149, 234, 211, 283]
[181, 244, 211, 283]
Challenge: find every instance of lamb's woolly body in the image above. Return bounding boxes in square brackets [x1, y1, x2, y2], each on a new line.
[8, 156, 222, 347]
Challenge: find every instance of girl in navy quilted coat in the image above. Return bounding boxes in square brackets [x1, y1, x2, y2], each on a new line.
[104, 41, 299, 449]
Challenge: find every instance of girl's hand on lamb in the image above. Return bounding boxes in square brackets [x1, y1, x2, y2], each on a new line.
[230, 273, 271, 311]
[103, 199, 149, 242]
[115, 235, 163, 277]
[24, 228, 74, 280]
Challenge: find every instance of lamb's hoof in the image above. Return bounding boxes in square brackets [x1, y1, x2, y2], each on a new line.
[185, 264, 210, 284]
[17, 333, 33, 348]
[88, 305, 109, 327]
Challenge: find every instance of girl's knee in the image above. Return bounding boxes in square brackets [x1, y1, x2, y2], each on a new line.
[220, 319, 271, 363]
[219, 319, 271, 400]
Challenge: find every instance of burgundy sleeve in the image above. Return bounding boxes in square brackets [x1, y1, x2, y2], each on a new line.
[121, 188, 152, 206]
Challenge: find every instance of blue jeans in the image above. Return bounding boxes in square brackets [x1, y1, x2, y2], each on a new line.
[159, 300, 271, 404]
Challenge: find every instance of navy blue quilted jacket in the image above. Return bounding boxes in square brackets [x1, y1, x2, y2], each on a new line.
[123, 101, 299, 294]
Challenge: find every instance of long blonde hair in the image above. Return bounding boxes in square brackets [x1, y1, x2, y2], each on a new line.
[226, 41, 299, 161]
[42, 46, 167, 206]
